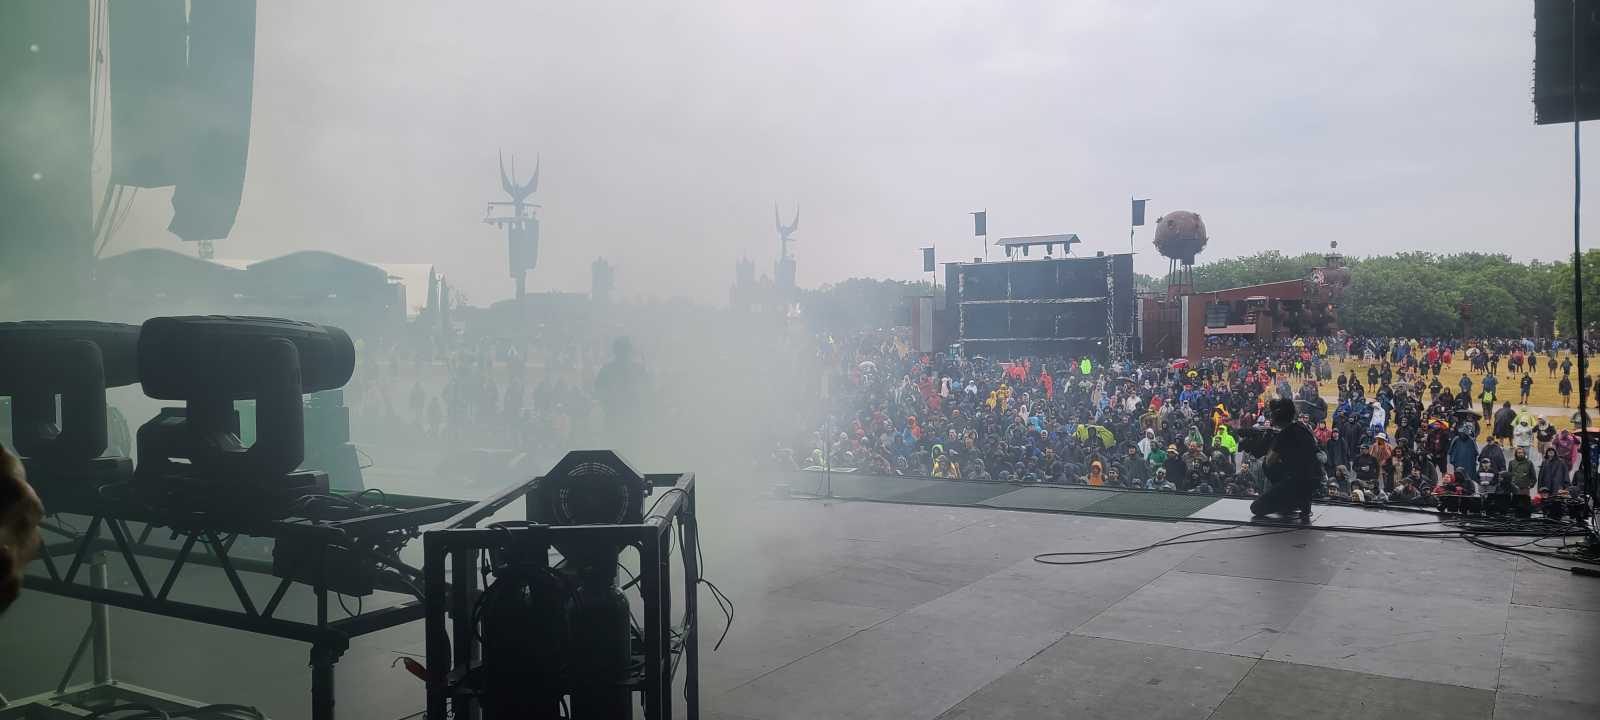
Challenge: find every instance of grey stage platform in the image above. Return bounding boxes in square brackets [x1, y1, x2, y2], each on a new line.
[3, 478, 1596, 719]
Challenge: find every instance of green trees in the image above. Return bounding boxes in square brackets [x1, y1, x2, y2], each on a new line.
[1191, 251, 1327, 292]
[1553, 250, 1600, 338]
[1186, 251, 1570, 338]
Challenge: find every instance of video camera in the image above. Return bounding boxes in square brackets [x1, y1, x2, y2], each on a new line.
[1235, 425, 1278, 458]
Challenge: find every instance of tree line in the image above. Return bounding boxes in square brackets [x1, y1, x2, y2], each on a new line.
[1173, 250, 1588, 339]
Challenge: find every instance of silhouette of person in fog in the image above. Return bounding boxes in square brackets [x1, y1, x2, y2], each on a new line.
[595, 337, 649, 441]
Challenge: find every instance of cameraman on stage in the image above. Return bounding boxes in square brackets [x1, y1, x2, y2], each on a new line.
[1250, 398, 1319, 520]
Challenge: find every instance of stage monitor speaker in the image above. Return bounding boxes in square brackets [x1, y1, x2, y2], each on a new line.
[1534, 0, 1600, 124]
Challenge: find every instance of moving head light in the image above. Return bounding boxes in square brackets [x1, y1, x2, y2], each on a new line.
[134, 316, 354, 510]
[0, 321, 140, 470]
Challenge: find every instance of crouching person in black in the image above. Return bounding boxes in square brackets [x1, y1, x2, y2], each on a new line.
[1251, 398, 1319, 520]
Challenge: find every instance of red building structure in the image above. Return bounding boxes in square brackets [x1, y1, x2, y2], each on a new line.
[1140, 253, 1349, 360]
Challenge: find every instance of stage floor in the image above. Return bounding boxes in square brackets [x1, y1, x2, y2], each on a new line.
[4, 484, 1597, 719]
[696, 496, 1599, 720]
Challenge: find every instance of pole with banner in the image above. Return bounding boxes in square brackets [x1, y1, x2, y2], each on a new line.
[972, 210, 987, 260]
[1130, 197, 1148, 252]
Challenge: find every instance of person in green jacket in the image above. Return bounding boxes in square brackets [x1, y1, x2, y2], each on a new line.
[1079, 357, 1092, 375]
[1506, 446, 1536, 496]
[1212, 424, 1239, 455]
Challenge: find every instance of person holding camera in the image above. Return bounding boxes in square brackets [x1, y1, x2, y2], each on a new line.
[1250, 398, 1320, 520]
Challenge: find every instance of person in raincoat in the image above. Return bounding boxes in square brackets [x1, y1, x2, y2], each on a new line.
[1506, 446, 1536, 496]
[1538, 446, 1571, 493]
[1449, 426, 1480, 482]
[1121, 444, 1151, 487]
[1212, 424, 1239, 456]
[1086, 460, 1105, 486]
[1512, 410, 1536, 456]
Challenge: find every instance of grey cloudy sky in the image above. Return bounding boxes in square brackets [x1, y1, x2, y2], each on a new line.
[107, 0, 1589, 305]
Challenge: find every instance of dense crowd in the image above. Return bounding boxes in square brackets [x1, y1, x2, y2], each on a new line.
[787, 332, 1596, 508]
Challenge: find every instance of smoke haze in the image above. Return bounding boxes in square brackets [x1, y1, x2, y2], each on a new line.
[90, 0, 1590, 306]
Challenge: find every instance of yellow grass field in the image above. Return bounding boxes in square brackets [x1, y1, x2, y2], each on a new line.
[1326, 351, 1591, 437]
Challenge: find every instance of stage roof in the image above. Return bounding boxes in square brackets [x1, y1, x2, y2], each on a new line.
[994, 233, 1080, 248]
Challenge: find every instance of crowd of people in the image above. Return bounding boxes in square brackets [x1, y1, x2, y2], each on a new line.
[786, 332, 1596, 511]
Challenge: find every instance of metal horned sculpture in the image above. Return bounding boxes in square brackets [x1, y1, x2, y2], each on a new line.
[775, 203, 799, 260]
[499, 150, 540, 210]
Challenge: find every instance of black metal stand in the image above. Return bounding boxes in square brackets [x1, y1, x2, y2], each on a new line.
[23, 489, 472, 720]
[423, 472, 700, 719]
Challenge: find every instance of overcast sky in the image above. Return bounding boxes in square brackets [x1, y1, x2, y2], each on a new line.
[105, 0, 1590, 306]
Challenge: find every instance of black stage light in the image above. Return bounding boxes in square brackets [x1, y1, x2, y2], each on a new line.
[0, 321, 141, 504]
[1462, 495, 1485, 516]
[1485, 493, 1510, 517]
[0, 321, 140, 463]
[133, 316, 354, 512]
[1439, 494, 1462, 514]
[1544, 497, 1568, 521]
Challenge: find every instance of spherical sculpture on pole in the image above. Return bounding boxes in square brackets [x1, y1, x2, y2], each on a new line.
[1151, 210, 1208, 266]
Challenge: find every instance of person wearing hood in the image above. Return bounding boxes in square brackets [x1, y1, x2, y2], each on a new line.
[1512, 410, 1536, 456]
[1323, 427, 1348, 474]
[1492, 400, 1516, 445]
[1086, 459, 1105, 486]
[1478, 441, 1507, 477]
[1449, 427, 1480, 482]
[1138, 428, 1156, 459]
[1368, 402, 1388, 436]
[1538, 446, 1571, 493]
[1212, 424, 1239, 456]
[1507, 447, 1536, 495]
[1534, 416, 1557, 455]
[1554, 428, 1580, 464]
[1121, 444, 1150, 487]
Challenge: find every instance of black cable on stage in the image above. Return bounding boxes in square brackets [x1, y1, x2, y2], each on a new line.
[1032, 515, 1600, 575]
[1035, 525, 1303, 566]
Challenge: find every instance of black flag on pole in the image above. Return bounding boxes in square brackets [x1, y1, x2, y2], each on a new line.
[922, 247, 935, 272]
[972, 211, 986, 236]
[1132, 198, 1148, 226]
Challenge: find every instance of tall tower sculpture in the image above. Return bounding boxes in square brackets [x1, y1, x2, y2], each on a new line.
[774, 203, 799, 298]
[484, 150, 540, 301]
